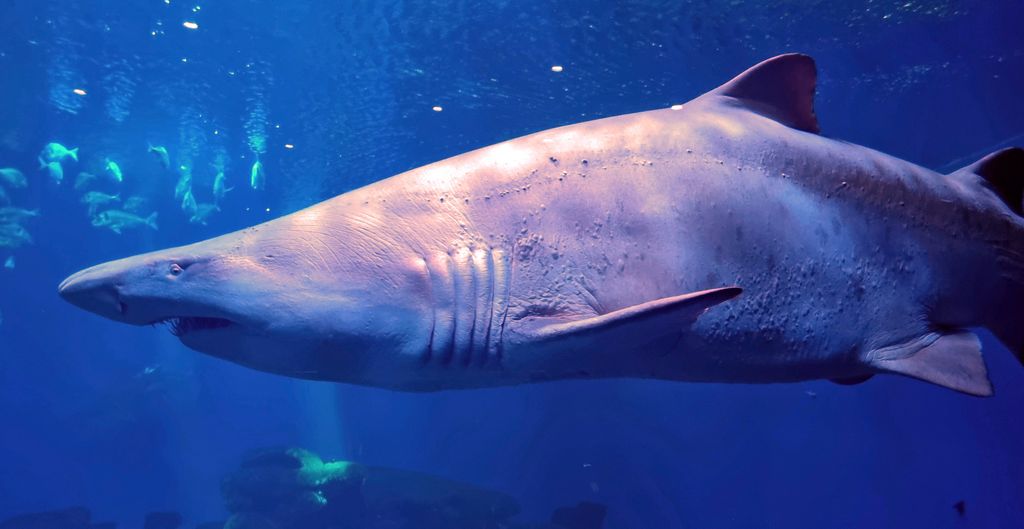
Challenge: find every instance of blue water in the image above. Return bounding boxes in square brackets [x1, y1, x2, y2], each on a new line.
[1, 1, 1023, 527]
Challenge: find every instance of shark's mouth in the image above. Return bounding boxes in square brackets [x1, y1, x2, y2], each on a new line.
[164, 316, 234, 336]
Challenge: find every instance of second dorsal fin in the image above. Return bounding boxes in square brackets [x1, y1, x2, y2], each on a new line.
[710, 53, 820, 134]
[950, 147, 1024, 214]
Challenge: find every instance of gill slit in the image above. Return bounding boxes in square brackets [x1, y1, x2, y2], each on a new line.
[421, 247, 510, 369]
[422, 256, 435, 366]
[481, 249, 496, 366]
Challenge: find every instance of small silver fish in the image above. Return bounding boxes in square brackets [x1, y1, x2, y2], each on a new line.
[91, 209, 158, 234]
[0, 207, 39, 224]
[250, 160, 265, 190]
[81, 191, 120, 216]
[189, 203, 220, 225]
[0, 222, 33, 248]
[148, 144, 170, 169]
[213, 171, 233, 203]
[74, 171, 98, 191]
[174, 168, 192, 200]
[123, 196, 148, 214]
[181, 188, 198, 215]
[39, 159, 64, 184]
[0, 168, 27, 189]
[104, 158, 123, 183]
[39, 142, 78, 163]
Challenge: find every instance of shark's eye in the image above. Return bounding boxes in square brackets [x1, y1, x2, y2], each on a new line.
[169, 263, 184, 276]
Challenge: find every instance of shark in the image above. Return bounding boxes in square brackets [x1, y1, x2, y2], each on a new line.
[58, 54, 1023, 395]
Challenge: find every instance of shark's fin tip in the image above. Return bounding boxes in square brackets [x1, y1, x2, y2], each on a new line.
[711, 53, 820, 134]
[870, 330, 992, 397]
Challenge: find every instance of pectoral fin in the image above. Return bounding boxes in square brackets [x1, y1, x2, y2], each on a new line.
[514, 286, 741, 344]
[868, 331, 992, 397]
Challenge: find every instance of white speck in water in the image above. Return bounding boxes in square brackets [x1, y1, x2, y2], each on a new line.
[181, 57, 188, 63]
[670, 104, 683, 110]
[551, 65, 563, 72]
[284, 144, 294, 149]
[183, 21, 199, 30]
[265, 208, 271, 213]
[72, 88, 86, 96]
[432, 105, 443, 112]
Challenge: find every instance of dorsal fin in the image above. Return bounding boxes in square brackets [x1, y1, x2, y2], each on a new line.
[710, 53, 820, 134]
[951, 147, 1024, 214]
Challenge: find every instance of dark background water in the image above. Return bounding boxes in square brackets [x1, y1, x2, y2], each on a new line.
[1, 0, 1023, 527]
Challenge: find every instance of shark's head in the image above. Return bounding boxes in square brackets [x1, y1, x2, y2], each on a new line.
[58, 205, 436, 388]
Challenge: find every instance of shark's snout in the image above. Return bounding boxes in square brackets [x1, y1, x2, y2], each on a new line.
[59, 265, 127, 321]
[59, 251, 246, 336]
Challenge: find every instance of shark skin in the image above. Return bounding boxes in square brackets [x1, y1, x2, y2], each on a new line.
[59, 54, 1024, 395]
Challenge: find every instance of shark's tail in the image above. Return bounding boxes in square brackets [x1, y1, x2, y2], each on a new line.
[950, 147, 1024, 363]
[69, 147, 79, 162]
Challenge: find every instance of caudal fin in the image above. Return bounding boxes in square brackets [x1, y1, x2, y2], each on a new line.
[69, 147, 79, 162]
[146, 212, 159, 230]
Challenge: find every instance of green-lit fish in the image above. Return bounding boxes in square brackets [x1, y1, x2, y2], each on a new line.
[181, 188, 198, 215]
[189, 203, 220, 225]
[104, 158, 124, 183]
[148, 144, 170, 169]
[39, 142, 78, 163]
[74, 171, 98, 191]
[39, 159, 64, 184]
[81, 191, 120, 216]
[250, 159, 265, 190]
[213, 170, 233, 203]
[174, 167, 192, 200]
[0, 168, 27, 189]
[91, 209, 158, 235]
[0, 207, 39, 224]
[0, 222, 33, 248]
